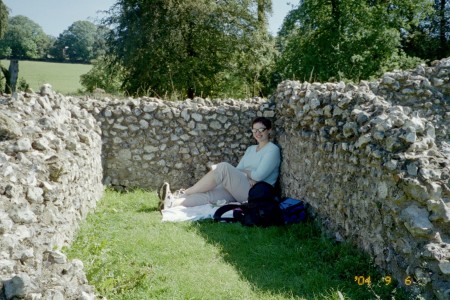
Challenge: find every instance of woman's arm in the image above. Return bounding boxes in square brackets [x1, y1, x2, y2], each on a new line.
[237, 150, 256, 186]
[236, 147, 251, 170]
[240, 169, 257, 187]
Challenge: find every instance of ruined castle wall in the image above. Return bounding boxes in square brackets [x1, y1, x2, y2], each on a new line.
[373, 60, 449, 152]
[77, 97, 275, 191]
[0, 89, 103, 299]
[0, 93, 276, 299]
[275, 59, 450, 299]
[0, 57, 449, 299]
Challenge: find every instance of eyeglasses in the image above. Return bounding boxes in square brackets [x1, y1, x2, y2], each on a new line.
[251, 128, 267, 133]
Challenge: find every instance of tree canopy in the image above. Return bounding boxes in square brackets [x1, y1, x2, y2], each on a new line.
[276, 0, 433, 83]
[403, 0, 450, 61]
[49, 20, 106, 63]
[0, 0, 8, 39]
[101, 0, 275, 98]
[0, 0, 447, 97]
[0, 15, 51, 59]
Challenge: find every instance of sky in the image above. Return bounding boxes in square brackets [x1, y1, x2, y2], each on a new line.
[3, 0, 296, 37]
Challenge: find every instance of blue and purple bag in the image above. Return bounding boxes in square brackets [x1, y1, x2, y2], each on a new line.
[279, 197, 307, 224]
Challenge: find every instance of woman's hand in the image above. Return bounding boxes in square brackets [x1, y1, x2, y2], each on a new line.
[248, 178, 256, 187]
[241, 169, 256, 187]
[241, 169, 251, 178]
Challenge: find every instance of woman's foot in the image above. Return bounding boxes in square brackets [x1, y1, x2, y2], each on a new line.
[173, 189, 186, 198]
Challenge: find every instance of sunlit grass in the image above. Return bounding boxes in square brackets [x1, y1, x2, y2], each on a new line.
[65, 189, 413, 300]
[1, 60, 91, 94]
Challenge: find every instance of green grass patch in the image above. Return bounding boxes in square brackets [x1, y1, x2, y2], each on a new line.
[1, 60, 91, 95]
[65, 189, 413, 299]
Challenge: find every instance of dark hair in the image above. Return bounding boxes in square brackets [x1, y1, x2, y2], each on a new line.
[252, 117, 272, 129]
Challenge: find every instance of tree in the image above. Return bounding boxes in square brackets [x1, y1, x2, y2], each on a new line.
[0, 15, 51, 93]
[0, 15, 50, 59]
[0, 0, 8, 39]
[92, 25, 109, 59]
[437, 0, 450, 55]
[0, 1, 8, 92]
[50, 20, 104, 63]
[276, 0, 432, 83]
[101, 0, 275, 98]
[257, 0, 272, 27]
[403, 0, 450, 61]
[80, 55, 124, 94]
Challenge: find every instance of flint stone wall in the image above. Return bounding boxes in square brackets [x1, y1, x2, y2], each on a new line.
[0, 89, 103, 299]
[0, 92, 275, 299]
[76, 97, 275, 191]
[0, 56, 449, 300]
[275, 59, 450, 299]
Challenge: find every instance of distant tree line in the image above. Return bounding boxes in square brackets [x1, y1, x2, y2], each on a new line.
[0, 6, 107, 93]
[0, 0, 448, 97]
[0, 16, 106, 64]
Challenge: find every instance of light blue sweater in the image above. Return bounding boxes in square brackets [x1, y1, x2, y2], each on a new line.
[236, 142, 281, 186]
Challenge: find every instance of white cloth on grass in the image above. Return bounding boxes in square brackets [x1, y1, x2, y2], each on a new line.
[161, 204, 234, 222]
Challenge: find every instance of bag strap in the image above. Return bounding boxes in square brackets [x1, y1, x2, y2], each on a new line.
[213, 204, 242, 223]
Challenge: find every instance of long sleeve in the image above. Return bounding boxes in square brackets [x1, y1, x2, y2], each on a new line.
[250, 147, 280, 182]
[236, 148, 250, 170]
[236, 143, 280, 185]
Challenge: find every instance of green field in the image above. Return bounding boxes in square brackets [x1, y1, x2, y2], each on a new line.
[1, 60, 92, 95]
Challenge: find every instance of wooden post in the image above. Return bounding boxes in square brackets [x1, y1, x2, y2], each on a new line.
[8, 59, 19, 93]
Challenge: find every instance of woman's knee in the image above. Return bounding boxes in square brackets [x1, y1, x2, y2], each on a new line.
[214, 162, 235, 183]
[215, 162, 233, 172]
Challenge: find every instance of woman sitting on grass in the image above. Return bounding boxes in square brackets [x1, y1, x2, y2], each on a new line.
[158, 116, 281, 210]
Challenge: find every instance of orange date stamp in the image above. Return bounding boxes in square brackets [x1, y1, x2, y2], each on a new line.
[354, 275, 413, 286]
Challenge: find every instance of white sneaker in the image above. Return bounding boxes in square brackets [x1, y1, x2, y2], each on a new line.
[173, 189, 186, 198]
[165, 188, 188, 209]
[164, 193, 175, 210]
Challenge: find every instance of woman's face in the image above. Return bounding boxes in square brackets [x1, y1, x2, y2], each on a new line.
[252, 122, 270, 143]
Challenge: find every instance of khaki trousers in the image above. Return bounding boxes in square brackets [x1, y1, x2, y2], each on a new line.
[176, 162, 250, 207]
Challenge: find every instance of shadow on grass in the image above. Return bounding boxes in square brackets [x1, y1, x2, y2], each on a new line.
[137, 206, 160, 213]
[192, 220, 409, 300]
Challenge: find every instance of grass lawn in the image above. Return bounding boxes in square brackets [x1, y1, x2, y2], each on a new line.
[1, 60, 91, 95]
[65, 189, 413, 300]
